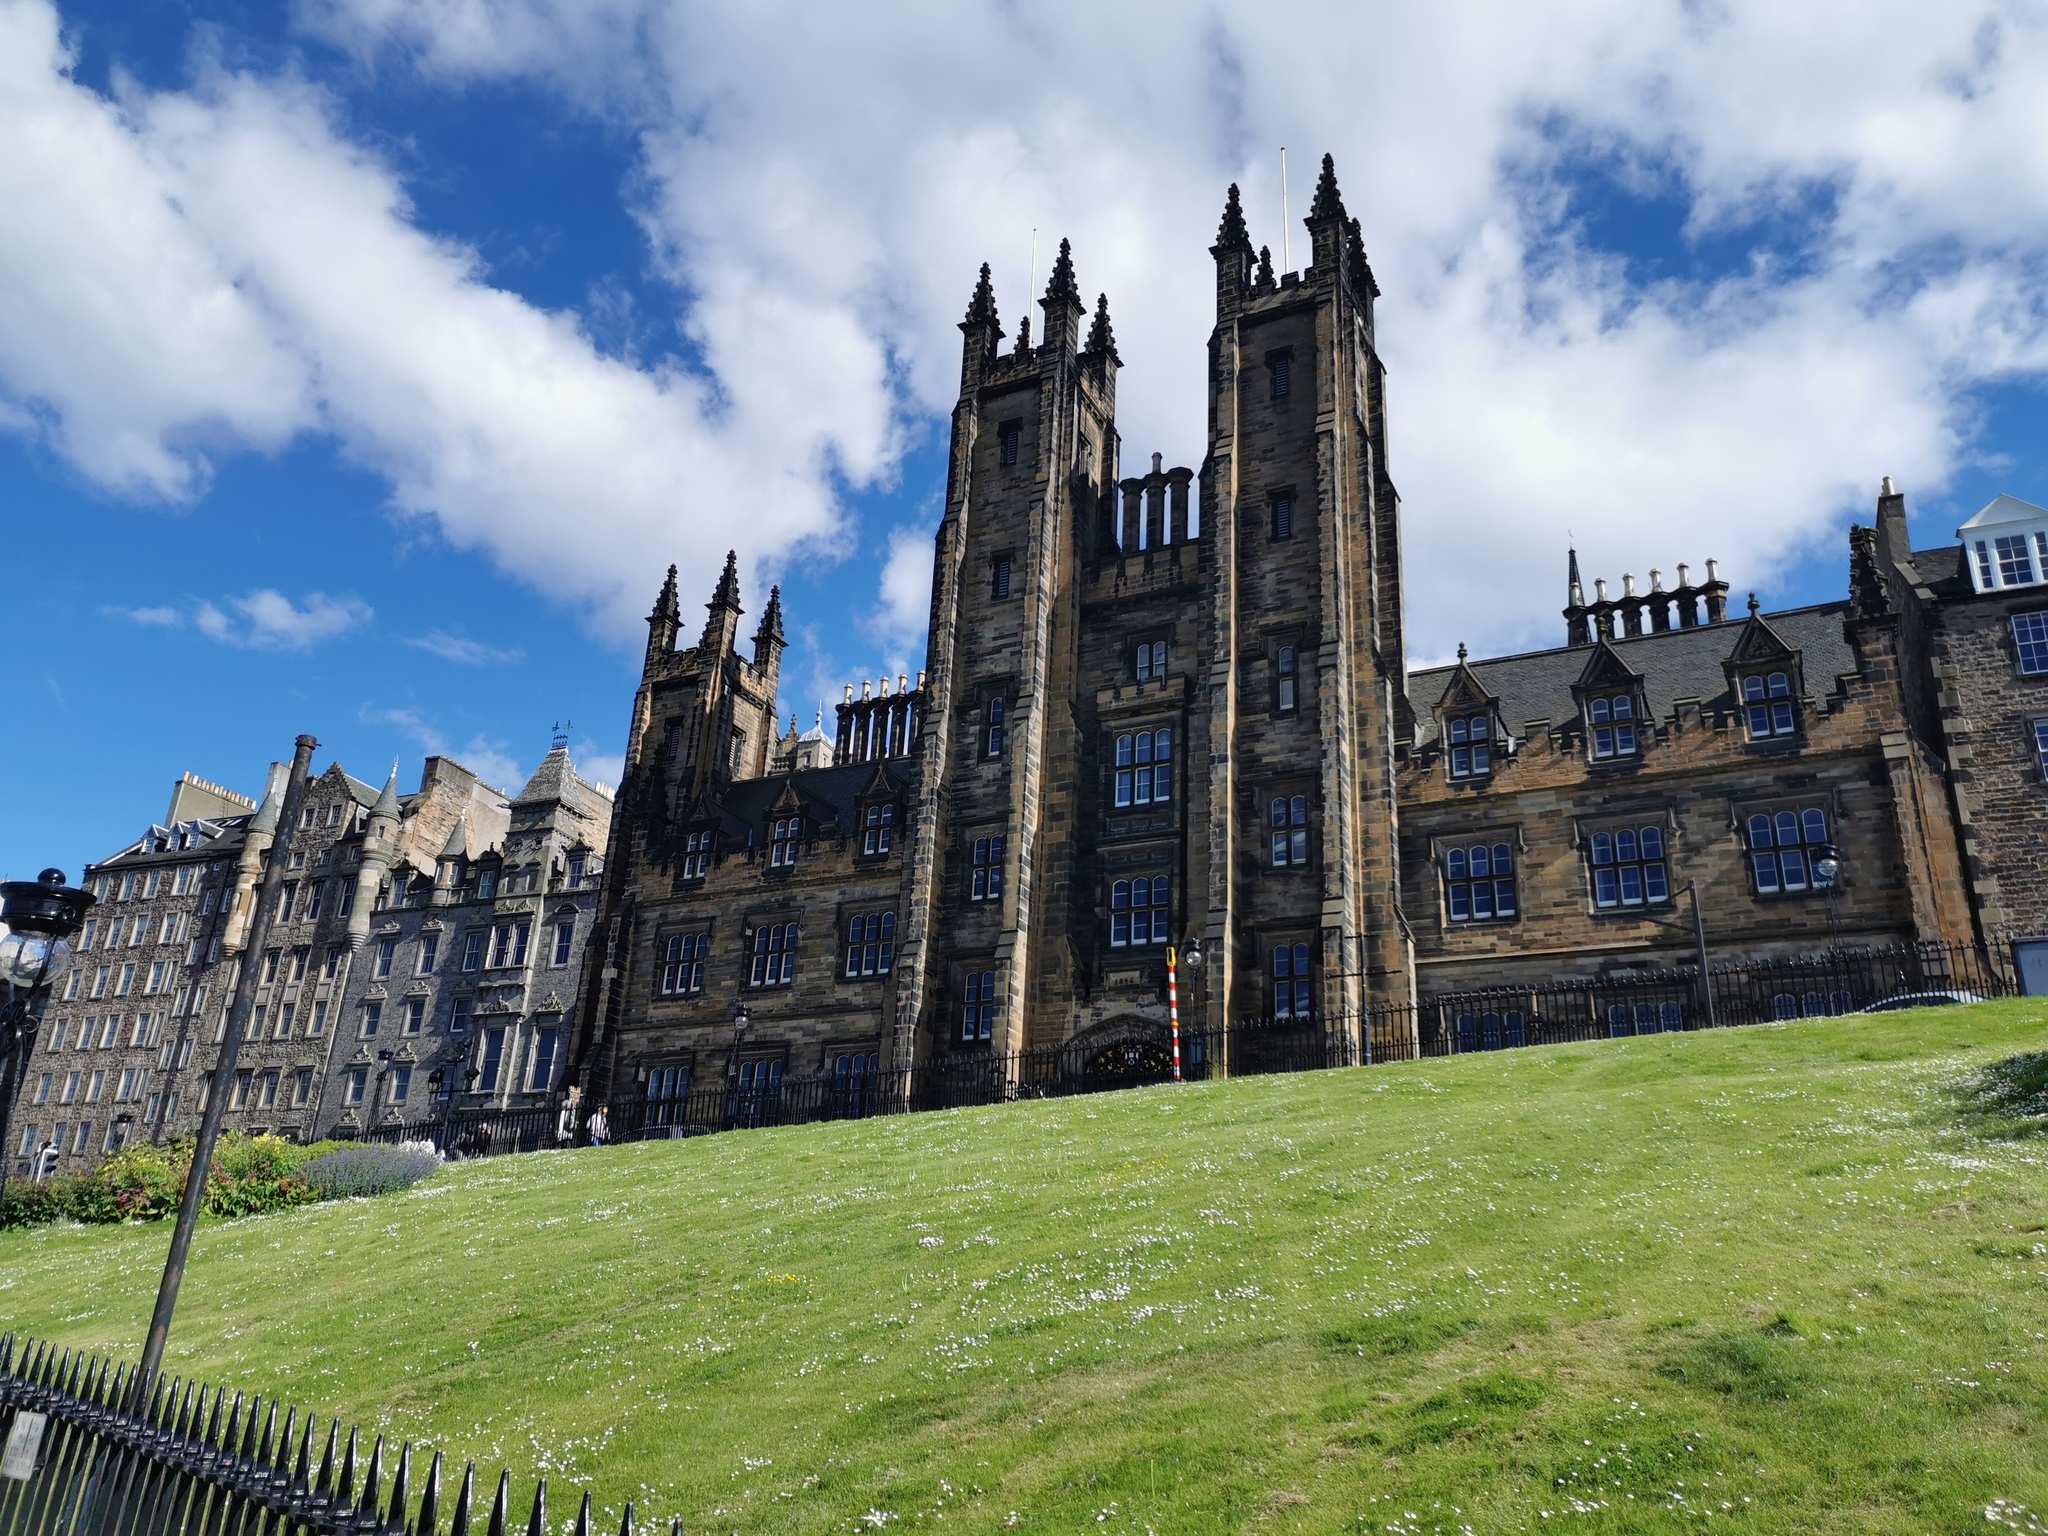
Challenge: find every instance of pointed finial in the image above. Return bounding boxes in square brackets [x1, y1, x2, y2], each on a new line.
[962, 262, 999, 331]
[1215, 182, 1252, 253]
[708, 549, 741, 612]
[651, 564, 679, 621]
[755, 584, 784, 644]
[1457, 642, 1468, 662]
[1042, 237, 1079, 305]
[1083, 293, 1120, 363]
[1308, 152, 1345, 223]
[1256, 245, 1275, 288]
[1015, 311, 1031, 352]
[1345, 215, 1381, 298]
[1747, 592, 1761, 616]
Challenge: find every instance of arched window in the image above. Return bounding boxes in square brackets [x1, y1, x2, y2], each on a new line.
[1272, 942, 1313, 1018]
[844, 912, 897, 977]
[863, 804, 895, 856]
[749, 923, 798, 987]
[1109, 877, 1170, 947]
[660, 933, 707, 995]
[1587, 694, 1637, 759]
[1747, 806, 1828, 894]
[1134, 641, 1168, 681]
[1444, 840, 1517, 921]
[1588, 824, 1668, 908]
[1270, 795, 1309, 866]
[1742, 672, 1797, 737]
[1113, 730, 1174, 806]
[1447, 714, 1491, 777]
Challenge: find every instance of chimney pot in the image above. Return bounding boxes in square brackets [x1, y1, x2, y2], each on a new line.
[1649, 568, 1664, 591]
[1622, 572, 1637, 598]
[1706, 558, 1720, 583]
[1594, 577, 1609, 602]
[1677, 562, 1691, 587]
[1881, 474, 1896, 496]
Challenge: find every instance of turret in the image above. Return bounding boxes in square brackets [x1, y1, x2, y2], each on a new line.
[646, 564, 680, 671]
[347, 765, 402, 952]
[958, 263, 1002, 393]
[700, 549, 744, 656]
[1305, 153, 1348, 274]
[222, 777, 281, 953]
[1039, 237, 1085, 357]
[434, 811, 469, 906]
[752, 584, 785, 669]
[1211, 183, 1255, 319]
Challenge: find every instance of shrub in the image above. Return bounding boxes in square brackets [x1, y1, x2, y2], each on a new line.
[204, 1135, 319, 1219]
[299, 1143, 443, 1199]
[96, 1141, 184, 1221]
[0, 1181, 61, 1230]
[46, 1174, 119, 1226]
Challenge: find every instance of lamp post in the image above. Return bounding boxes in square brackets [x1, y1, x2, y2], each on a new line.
[1164, 936, 1202, 1083]
[0, 869, 95, 1199]
[135, 733, 316, 1408]
[1813, 843, 1842, 950]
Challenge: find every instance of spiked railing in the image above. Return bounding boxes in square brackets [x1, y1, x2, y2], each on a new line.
[0, 1335, 677, 1536]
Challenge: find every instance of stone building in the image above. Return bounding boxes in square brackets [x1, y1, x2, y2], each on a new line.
[1877, 485, 2048, 943]
[12, 745, 612, 1174]
[1397, 524, 1976, 995]
[572, 157, 1415, 1098]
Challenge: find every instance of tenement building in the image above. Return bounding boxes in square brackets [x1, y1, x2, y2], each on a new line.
[568, 157, 2036, 1102]
[13, 744, 612, 1176]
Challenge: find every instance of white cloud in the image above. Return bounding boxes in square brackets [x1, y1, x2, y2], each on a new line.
[864, 523, 937, 666]
[18, 0, 2048, 662]
[404, 630, 524, 665]
[111, 588, 371, 648]
[571, 738, 624, 793]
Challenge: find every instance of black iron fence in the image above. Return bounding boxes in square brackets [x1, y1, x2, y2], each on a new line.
[344, 940, 2016, 1160]
[0, 1334, 666, 1536]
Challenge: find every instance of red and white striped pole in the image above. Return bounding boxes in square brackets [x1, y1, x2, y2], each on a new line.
[1167, 945, 1184, 1082]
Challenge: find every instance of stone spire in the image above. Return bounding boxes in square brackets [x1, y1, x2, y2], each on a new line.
[701, 549, 743, 652]
[1256, 244, 1275, 291]
[752, 583, 786, 668]
[1307, 152, 1346, 224]
[646, 563, 680, 669]
[1345, 215, 1381, 302]
[439, 810, 470, 860]
[1082, 293, 1120, 366]
[1213, 182, 1252, 255]
[958, 262, 1004, 389]
[371, 764, 402, 824]
[1039, 237, 1085, 354]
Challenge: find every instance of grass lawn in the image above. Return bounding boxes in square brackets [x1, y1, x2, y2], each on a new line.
[2, 1004, 2046, 1534]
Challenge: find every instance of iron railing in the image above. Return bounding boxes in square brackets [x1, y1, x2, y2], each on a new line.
[0, 1334, 667, 1536]
[341, 939, 2015, 1158]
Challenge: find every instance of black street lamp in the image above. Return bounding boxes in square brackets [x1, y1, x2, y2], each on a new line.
[1813, 842, 1844, 954]
[0, 869, 95, 1197]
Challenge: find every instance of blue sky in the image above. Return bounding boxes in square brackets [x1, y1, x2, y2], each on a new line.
[7, 0, 2048, 880]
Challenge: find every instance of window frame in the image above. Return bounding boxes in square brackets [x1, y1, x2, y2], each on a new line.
[1270, 493, 1294, 542]
[1112, 728, 1174, 808]
[1585, 692, 1640, 761]
[960, 969, 997, 1042]
[1744, 805, 1832, 897]
[2012, 611, 2048, 676]
[1584, 823, 1671, 911]
[843, 911, 898, 978]
[1442, 838, 1520, 922]
[969, 834, 1006, 902]
[1445, 711, 1494, 779]
[1108, 875, 1171, 948]
[861, 802, 896, 857]
[1740, 671, 1799, 739]
[1270, 939, 1314, 1019]
[1267, 349, 1293, 399]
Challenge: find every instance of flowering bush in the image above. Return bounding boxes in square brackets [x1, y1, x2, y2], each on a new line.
[299, 1142, 442, 1199]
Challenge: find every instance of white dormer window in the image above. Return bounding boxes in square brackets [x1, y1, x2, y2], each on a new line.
[1960, 495, 2048, 593]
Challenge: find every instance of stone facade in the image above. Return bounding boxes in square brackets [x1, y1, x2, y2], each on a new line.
[572, 159, 1415, 1097]
[13, 747, 612, 1175]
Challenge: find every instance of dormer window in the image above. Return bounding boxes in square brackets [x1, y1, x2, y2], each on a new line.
[1742, 673, 1797, 738]
[681, 831, 713, 881]
[769, 818, 801, 869]
[1446, 713, 1491, 778]
[1974, 533, 2048, 589]
[863, 804, 895, 855]
[1587, 694, 1637, 759]
[475, 868, 496, 900]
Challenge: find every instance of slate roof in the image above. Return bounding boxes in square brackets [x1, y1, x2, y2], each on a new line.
[1905, 543, 1973, 599]
[715, 760, 913, 836]
[514, 746, 612, 812]
[1409, 601, 1859, 745]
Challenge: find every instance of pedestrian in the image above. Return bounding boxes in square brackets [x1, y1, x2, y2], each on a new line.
[588, 1104, 609, 1147]
[555, 1086, 580, 1148]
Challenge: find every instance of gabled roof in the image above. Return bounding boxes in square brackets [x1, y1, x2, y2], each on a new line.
[1432, 652, 1497, 712]
[1409, 601, 1858, 745]
[1957, 493, 2048, 533]
[715, 760, 915, 834]
[1723, 604, 1800, 667]
[1572, 639, 1643, 691]
[513, 745, 610, 812]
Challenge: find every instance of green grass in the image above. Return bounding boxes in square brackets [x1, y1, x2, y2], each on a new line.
[4, 1005, 2047, 1535]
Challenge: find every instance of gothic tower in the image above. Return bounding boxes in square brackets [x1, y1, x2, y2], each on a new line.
[1198, 157, 1413, 1027]
[893, 243, 1122, 1058]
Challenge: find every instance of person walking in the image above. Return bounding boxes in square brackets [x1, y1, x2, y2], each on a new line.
[588, 1104, 609, 1147]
